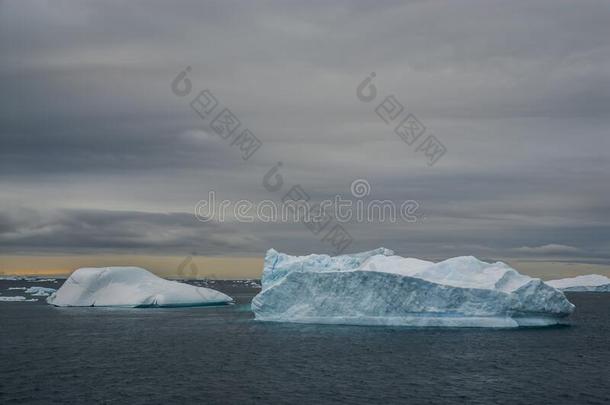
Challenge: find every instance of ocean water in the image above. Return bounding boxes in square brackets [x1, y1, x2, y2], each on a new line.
[1, 279, 609, 404]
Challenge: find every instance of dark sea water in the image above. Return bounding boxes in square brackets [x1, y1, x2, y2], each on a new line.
[1, 279, 609, 404]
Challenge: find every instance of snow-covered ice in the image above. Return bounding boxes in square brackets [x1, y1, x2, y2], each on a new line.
[47, 267, 233, 307]
[251, 248, 575, 328]
[25, 286, 57, 296]
[547, 274, 610, 292]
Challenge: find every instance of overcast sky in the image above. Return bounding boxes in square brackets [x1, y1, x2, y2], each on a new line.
[1, 0, 609, 265]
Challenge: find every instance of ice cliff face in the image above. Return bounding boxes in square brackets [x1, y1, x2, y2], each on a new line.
[251, 249, 575, 328]
[547, 275, 610, 292]
[47, 267, 233, 307]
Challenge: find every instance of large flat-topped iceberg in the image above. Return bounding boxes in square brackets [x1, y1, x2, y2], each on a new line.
[547, 275, 610, 292]
[251, 249, 575, 328]
[47, 267, 233, 307]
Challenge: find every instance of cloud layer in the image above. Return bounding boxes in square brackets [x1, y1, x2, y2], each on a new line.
[0, 1, 609, 263]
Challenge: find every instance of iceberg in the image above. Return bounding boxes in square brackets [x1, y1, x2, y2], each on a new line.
[47, 267, 233, 307]
[25, 286, 57, 296]
[547, 274, 610, 292]
[251, 249, 575, 328]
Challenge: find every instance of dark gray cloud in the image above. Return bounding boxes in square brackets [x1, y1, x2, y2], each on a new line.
[0, 206, 263, 255]
[0, 0, 609, 263]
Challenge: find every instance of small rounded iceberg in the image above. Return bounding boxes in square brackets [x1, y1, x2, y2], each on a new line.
[47, 266, 233, 307]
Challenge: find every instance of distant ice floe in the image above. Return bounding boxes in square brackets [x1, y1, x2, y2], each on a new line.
[189, 279, 261, 289]
[25, 286, 57, 297]
[0, 286, 56, 302]
[0, 276, 60, 283]
[252, 248, 575, 328]
[47, 266, 233, 307]
[547, 275, 610, 292]
[230, 279, 261, 288]
[0, 296, 37, 302]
